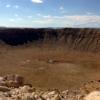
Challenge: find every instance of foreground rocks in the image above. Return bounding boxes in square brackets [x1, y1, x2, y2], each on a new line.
[0, 86, 81, 100]
[84, 91, 100, 100]
[0, 74, 24, 88]
[0, 74, 100, 100]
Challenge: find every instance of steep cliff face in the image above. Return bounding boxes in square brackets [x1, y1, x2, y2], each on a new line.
[0, 27, 100, 52]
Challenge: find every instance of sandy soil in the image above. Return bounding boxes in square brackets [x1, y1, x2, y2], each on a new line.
[0, 45, 100, 90]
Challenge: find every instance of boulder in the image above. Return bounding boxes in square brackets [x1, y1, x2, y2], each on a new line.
[19, 86, 34, 93]
[84, 91, 100, 100]
[0, 74, 24, 88]
[47, 59, 56, 64]
[0, 86, 10, 92]
[22, 93, 36, 100]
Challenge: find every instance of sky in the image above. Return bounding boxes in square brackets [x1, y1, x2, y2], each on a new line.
[0, 0, 100, 28]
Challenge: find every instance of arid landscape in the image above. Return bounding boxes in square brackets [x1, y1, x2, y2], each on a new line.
[0, 0, 99, 99]
[0, 28, 100, 90]
[0, 28, 100, 99]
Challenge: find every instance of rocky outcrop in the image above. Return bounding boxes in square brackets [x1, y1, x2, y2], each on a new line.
[0, 74, 81, 100]
[0, 74, 24, 88]
[84, 91, 100, 100]
[0, 74, 100, 100]
[0, 86, 10, 92]
[0, 27, 100, 52]
[0, 85, 81, 100]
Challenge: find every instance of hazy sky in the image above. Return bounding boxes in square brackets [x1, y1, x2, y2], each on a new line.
[0, 0, 100, 28]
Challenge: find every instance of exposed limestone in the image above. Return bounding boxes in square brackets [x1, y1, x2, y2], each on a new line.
[0, 74, 99, 100]
[84, 91, 100, 100]
[0, 85, 82, 100]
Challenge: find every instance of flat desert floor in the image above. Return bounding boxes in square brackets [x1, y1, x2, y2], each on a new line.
[0, 45, 100, 90]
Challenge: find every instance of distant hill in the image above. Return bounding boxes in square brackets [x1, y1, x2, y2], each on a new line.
[0, 27, 100, 52]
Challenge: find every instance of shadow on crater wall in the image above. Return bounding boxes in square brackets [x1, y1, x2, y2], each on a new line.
[0, 27, 100, 52]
